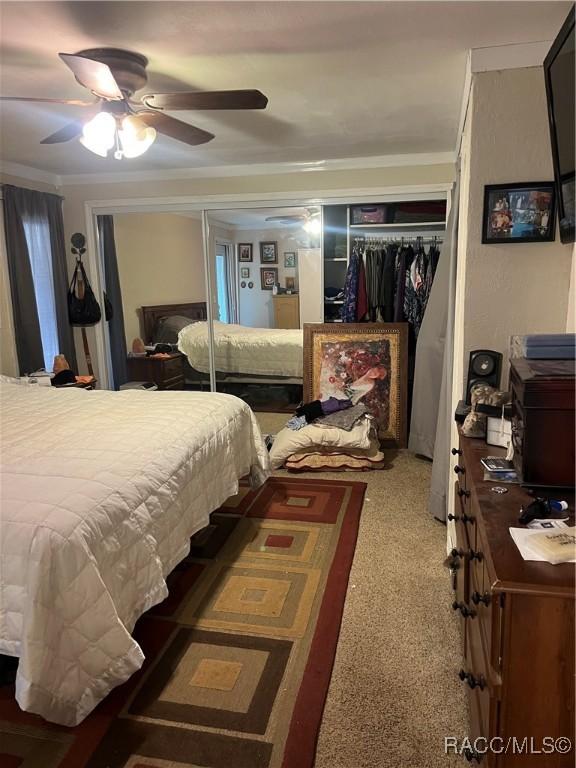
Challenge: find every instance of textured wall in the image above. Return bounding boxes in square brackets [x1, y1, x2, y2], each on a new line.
[461, 67, 573, 369]
[113, 213, 205, 346]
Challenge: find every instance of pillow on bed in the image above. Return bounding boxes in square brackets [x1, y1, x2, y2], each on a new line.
[155, 315, 197, 343]
[269, 417, 373, 469]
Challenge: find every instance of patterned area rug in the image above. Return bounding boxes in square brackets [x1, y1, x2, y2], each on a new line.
[0, 476, 366, 768]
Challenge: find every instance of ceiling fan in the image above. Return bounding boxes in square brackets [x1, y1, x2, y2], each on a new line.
[265, 208, 321, 225]
[0, 48, 268, 158]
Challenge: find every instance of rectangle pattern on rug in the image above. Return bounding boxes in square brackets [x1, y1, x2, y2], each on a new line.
[0, 477, 366, 768]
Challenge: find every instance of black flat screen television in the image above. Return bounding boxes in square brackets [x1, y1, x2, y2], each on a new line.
[544, 6, 575, 244]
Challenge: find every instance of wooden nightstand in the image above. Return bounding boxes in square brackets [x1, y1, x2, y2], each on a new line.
[273, 294, 300, 328]
[126, 353, 185, 390]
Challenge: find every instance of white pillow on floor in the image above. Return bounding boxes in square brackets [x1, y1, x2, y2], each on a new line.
[270, 416, 373, 469]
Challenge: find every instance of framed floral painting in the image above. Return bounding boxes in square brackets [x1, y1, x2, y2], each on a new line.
[303, 323, 408, 446]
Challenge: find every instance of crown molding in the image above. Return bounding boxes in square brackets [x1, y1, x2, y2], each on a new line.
[58, 151, 455, 187]
[1, 161, 62, 188]
[471, 40, 552, 73]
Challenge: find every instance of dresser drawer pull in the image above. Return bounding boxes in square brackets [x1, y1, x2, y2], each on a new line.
[457, 488, 470, 498]
[451, 447, 462, 456]
[458, 669, 486, 690]
[468, 549, 484, 562]
[452, 600, 477, 619]
[454, 465, 465, 475]
[471, 591, 491, 607]
[462, 512, 475, 524]
[463, 746, 483, 763]
[447, 513, 460, 522]
[446, 548, 465, 570]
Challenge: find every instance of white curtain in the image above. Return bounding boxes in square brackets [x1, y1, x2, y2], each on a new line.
[409, 172, 460, 519]
[22, 216, 59, 371]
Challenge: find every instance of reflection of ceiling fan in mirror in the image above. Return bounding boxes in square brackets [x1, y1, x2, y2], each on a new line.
[265, 208, 320, 225]
[265, 208, 321, 236]
[0, 48, 268, 159]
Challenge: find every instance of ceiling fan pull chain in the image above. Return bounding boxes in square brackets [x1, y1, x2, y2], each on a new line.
[114, 130, 123, 160]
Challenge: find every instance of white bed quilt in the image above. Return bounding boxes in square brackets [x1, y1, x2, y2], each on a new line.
[0, 380, 270, 726]
[178, 320, 303, 377]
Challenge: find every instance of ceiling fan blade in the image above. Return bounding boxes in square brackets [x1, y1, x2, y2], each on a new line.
[141, 89, 268, 111]
[265, 215, 304, 222]
[0, 96, 95, 106]
[40, 120, 85, 144]
[137, 111, 214, 146]
[59, 53, 123, 100]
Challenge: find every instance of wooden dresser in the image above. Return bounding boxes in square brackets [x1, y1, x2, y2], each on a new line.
[126, 352, 185, 390]
[448, 431, 574, 766]
[273, 294, 300, 329]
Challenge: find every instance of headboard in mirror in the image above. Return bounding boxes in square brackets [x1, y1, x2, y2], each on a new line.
[140, 302, 207, 344]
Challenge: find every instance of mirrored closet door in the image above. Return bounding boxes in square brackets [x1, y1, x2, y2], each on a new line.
[192, 205, 322, 438]
[95, 209, 207, 391]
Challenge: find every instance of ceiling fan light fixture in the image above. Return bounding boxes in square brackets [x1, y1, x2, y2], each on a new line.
[79, 111, 116, 156]
[303, 218, 321, 236]
[117, 114, 156, 158]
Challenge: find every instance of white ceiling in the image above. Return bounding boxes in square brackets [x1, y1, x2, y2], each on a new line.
[0, 1, 571, 177]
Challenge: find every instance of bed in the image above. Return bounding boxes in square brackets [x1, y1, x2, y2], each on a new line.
[141, 302, 304, 381]
[0, 377, 270, 726]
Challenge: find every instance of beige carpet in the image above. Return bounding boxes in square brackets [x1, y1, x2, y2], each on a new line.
[261, 413, 469, 768]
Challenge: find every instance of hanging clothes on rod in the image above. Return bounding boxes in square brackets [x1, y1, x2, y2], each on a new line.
[342, 235, 442, 334]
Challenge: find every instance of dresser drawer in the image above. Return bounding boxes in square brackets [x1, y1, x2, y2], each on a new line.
[464, 614, 496, 745]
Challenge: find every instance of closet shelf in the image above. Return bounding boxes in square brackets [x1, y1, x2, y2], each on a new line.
[349, 221, 444, 229]
[324, 299, 344, 304]
[324, 257, 348, 262]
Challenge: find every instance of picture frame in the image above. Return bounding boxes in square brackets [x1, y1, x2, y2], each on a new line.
[240, 281, 246, 288]
[303, 323, 408, 447]
[482, 182, 556, 244]
[248, 281, 254, 289]
[284, 251, 296, 268]
[260, 267, 278, 290]
[240, 267, 250, 279]
[238, 243, 253, 262]
[260, 241, 278, 263]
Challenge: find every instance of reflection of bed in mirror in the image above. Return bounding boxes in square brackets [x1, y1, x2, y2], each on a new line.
[141, 303, 303, 407]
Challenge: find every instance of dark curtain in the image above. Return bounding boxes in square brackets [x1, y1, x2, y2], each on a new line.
[3, 186, 45, 374]
[44, 194, 77, 371]
[97, 215, 128, 388]
[3, 184, 77, 374]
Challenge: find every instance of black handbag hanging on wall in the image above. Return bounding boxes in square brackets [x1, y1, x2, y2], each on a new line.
[68, 259, 102, 326]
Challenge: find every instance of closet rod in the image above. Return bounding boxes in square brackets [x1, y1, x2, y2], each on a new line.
[353, 236, 443, 244]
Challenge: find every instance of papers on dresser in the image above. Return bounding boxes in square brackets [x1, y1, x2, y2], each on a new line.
[510, 525, 576, 564]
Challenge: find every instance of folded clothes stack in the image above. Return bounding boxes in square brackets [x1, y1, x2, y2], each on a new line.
[270, 398, 384, 471]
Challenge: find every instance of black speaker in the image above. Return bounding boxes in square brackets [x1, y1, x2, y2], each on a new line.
[465, 349, 503, 403]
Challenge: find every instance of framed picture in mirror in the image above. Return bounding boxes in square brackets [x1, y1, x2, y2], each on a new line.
[260, 241, 278, 263]
[240, 267, 250, 278]
[260, 267, 278, 290]
[238, 243, 253, 262]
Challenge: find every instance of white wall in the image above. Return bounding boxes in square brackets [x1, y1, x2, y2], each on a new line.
[234, 228, 301, 327]
[448, 65, 574, 542]
[460, 67, 573, 372]
[113, 213, 205, 346]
